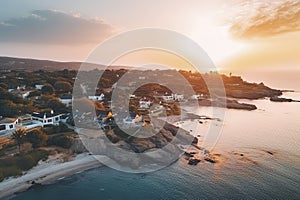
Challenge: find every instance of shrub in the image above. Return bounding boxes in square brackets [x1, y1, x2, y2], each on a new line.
[26, 129, 48, 148]
[48, 135, 73, 149]
[0, 150, 49, 181]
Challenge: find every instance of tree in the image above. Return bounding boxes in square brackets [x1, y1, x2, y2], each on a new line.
[41, 84, 54, 95]
[26, 129, 48, 148]
[54, 81, 72, 93]
[12, 128, 27, 153]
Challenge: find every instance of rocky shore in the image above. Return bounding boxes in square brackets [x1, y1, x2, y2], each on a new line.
[197, 99, 257, 110]
[270, 96, 300, 102]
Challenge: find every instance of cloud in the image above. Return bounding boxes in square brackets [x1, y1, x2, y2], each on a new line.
[0, 10, 115, 44]
[229, 0, 300, 39]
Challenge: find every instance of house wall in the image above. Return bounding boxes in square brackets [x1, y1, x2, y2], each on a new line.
[60, 99, 72, 107]
[32, 115, 62, 126]
[0, 121, 17, 135]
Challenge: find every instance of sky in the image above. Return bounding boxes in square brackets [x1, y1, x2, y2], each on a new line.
[0, 0, 299, 72]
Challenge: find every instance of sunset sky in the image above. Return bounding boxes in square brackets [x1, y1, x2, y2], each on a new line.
[0, 0, 299, 72]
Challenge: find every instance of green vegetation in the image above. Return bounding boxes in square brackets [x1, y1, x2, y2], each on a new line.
[0, 149, 49, 182]
[26, 129, 49, 149]
[0, 87, 35, 117]
[41, 84, 54, 95]
[47, 134, 73, 148]
[54, 81, 72, 93]
[42, 123, 72, 135]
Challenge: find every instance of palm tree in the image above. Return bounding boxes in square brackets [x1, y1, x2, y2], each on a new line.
[12, 128, 27, 153]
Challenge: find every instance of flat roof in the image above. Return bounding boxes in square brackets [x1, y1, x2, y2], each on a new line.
[0, 118, 17, 124]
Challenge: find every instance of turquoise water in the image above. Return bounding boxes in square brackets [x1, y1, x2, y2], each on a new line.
[8, 71, 300, 200]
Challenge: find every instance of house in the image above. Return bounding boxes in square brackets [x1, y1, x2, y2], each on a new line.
[162, 95, 174, 101]
[59, 95, 73, 107]
[35, 84, 44, 90]
[11, 89, 31, 99]
[139, 98, 151, 109]
[174, 94, 184, 101]
[88, 93, 105, 101]
[191, 94, 200, 100]
[31, 111, 63, 126]
[162, 93, 184, 101]
[191, 94, 204, 100]
[17, 114, 43, 130]
[0, 117, 18, 136]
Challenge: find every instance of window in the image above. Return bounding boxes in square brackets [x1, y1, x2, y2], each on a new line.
[48, 119, 52, 123]
[0, 125, 5, 131]
[55, 117, 59, 121]
[9, 124, 14, 129]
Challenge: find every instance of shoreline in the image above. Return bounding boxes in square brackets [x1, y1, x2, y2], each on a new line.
[0, 153, 102, 200]
[0, 115, 196, 199]
[1, 111, 222, 199]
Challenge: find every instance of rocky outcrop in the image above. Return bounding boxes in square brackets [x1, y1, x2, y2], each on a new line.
[198, 99, 257, 110]
[270, 96, 300, 102]
[75, 121, 199, 169]
[225, 82, 282, 99]
[188, 159, 201, 165]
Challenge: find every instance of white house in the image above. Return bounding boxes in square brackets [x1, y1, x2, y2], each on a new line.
[35, 84, 44, 90]
[11, 89, 31, 99]
[0, 117, 18, 136]
[17, 114, 43, 130]
[139, 99, 151, 109]
[174, 94, 184, 101]
[162, 95, 174, 101]
[31, 111, 63, 126]
[59, 96, 73, 107]
[162, 93, 184, 101]
[88, 93, 105, 101]
[191, 94, 204, 100]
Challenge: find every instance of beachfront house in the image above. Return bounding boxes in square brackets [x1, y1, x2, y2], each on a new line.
[17, 114, 44, 130]
[0, 117, 18, 136]
[31, 111, 63, 126]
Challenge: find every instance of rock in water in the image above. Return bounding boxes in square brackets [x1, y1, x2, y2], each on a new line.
[188, 159, 201, 165]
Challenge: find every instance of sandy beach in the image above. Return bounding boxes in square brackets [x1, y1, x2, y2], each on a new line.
[0, 153, 102, 199]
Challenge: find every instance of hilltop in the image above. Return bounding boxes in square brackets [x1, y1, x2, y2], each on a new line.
[0, 56, 132, 72]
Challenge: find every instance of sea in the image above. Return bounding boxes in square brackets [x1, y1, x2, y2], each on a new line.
[9, 70, 300, 200]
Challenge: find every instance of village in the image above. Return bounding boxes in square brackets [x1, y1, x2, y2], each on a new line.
[0, 69, 212, 138]
[0, 81, 203, 137]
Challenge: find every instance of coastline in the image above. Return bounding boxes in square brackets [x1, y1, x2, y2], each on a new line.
[0, 153, 102, 200]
